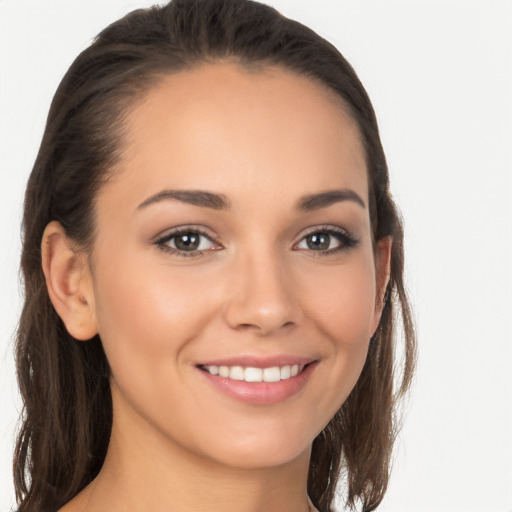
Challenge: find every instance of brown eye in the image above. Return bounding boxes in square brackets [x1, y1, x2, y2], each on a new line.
[304, 233, 332, 251]
[298, 232, 341, 251]
[174, 232, 201, 251]
[156, 228, 217, 255]
[295, 227, 359, 254]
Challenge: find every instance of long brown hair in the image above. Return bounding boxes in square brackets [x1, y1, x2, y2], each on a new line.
[14, 1, 416, 511]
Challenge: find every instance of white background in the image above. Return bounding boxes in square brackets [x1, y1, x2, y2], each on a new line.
[1, 1, 511, 511]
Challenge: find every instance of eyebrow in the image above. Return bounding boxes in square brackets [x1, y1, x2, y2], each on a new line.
[296, 189, 366, 211]
[136, 187, 365, 212]
[137, 190, 231, 210]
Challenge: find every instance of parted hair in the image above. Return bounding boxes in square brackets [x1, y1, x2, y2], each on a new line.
[14, 1, 416, 511]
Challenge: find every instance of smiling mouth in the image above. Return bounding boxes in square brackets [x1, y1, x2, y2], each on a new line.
[197, 361, 317, 404]
[198, 364, 308, 383]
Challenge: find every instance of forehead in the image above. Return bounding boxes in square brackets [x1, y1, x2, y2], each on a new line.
[103, 63, 368, 210]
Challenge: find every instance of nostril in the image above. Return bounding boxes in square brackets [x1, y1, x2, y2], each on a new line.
[233, 320, 296, 335]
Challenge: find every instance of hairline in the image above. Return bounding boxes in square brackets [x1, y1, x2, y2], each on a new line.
[84, 57, 370, 251]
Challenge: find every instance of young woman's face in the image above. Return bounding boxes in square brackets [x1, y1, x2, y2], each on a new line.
[86, 63, 388, 469]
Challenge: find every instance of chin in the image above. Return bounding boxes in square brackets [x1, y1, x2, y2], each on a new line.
[206, 440, 312, 471]
[185, 419, 318, 470]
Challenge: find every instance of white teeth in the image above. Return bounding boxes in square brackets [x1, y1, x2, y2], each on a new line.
[203, 363, 306, 382]
[244, 367, 263, 382]
[262, 366, 281, 382]
[280, 365, 291, 380]
[229, 366, 245, 381]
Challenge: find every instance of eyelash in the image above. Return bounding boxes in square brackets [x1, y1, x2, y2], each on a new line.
[294, 225, 359, 256]
[154, 225, 359, 258]
[154, 226, 218, 257]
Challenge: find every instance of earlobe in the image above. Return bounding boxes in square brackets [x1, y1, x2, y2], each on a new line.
[371, 236, 393, 334]
[41, 221, 98, 341]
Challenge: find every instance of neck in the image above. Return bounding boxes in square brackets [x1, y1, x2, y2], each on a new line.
[80, 385, 312, 512]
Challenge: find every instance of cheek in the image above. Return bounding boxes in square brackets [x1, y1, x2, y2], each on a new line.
[298, 255, 377, 411]
[300, 257, 377, 346]
[90, 253, 220, 381]
[90, 255, 227, 447]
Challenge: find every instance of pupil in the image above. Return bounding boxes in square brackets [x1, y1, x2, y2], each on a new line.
[307, 233, 330, 250]
[176, 233, 199, 251]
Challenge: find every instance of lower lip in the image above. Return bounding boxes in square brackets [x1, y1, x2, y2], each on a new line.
[197, 363, 317, 405]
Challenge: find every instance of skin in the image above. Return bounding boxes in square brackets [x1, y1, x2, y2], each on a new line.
[43, 63, 391, 512]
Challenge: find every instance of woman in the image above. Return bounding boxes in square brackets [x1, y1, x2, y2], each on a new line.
[13, 0, 416, 511]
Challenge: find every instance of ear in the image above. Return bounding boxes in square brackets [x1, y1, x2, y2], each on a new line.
[41, 221, 98, 340]
[371, 236, 393, 335]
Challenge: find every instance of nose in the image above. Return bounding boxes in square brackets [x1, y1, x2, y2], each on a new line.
[223, 250, 301, 336]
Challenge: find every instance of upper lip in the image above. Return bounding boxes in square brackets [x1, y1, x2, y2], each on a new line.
[196, 355, 317, 368]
